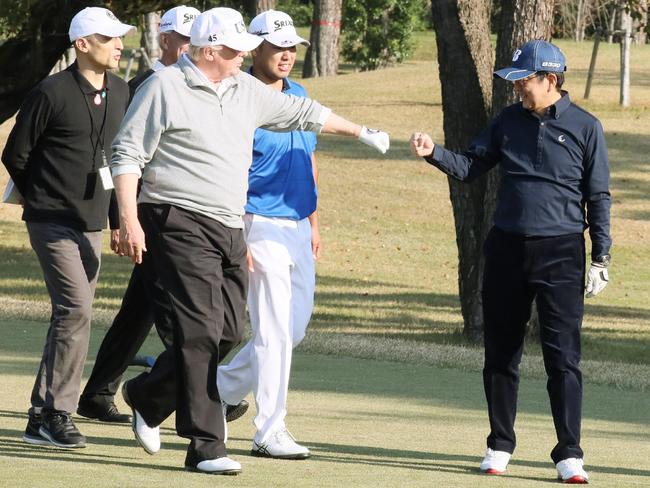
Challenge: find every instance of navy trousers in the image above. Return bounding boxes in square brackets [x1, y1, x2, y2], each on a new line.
[482, 227, 585, 463]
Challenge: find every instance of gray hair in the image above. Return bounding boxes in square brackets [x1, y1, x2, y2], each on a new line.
[189, 44, 223, 61]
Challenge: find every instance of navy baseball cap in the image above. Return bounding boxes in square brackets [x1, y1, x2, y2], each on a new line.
[494, 40, 566, 81]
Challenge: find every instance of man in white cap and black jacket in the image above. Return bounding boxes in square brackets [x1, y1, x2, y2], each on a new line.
[111, 7, 389, 475]
[1, 6, 133, 448]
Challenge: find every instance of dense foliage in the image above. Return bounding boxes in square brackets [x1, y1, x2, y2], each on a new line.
[341, 0, 424, 71]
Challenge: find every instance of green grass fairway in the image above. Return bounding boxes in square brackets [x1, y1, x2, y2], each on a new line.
[0, 332, 649, 488]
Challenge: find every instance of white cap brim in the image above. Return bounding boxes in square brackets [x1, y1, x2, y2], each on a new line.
[70, 22, 134, 41]
[221, 32, 263, 51]
[264, 32, 310, 47]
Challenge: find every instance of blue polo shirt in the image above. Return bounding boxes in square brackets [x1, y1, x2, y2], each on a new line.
[245, 75, 317, 220]
[426, 92, 611, 260]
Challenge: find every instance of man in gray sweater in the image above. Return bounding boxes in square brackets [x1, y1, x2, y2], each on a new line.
[111, 7, 389, 475]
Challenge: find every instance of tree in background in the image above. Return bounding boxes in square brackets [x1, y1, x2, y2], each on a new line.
[431, 0, 555, 341]
[139, 12, 162, 74]
[243, 0, 277, 17]
[303, 0, 342, 77]
[552, 0, 648, 42]
[0, 0, 172, 125]
[341, 0, 420, 71]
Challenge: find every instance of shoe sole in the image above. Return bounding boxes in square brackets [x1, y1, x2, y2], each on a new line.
[250, 449, 310, 460]
[481, 468, 506, 475]
[38, 428, 85, 448]
[225, 401, 249, 423]
[560, 476, 588, 484]
[122, 382, 158, 455]
[23, 434, 51, 446]
[185, 466, 241, 475]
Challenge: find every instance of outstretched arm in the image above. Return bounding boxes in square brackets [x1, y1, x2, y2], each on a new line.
[321, 112, 389, 154]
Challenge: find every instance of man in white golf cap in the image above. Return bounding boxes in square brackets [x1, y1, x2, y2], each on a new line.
[216, 9, 320, 460]
[111, 7, 388, 475]
[128, 5, 200, 93]
[76, 5, 201, 426]
[2, 6, 133, 448]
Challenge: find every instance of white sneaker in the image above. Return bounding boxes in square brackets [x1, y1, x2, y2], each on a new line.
[187, 456, 241, 475]
[479, 448, 511, 474]
[251, 429, 310, 460]
[556, 458, 589, 484]
[122, 383, 160, 455]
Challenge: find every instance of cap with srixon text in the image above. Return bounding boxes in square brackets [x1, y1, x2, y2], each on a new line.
[494, 40, 566, 81]
[160, 5, 200, 37]
[248, 10, 310, 47]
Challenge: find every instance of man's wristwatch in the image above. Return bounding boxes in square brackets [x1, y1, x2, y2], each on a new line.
[593, 253, 611, 267]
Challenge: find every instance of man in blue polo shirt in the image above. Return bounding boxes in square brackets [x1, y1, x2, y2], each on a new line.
[411, 41, 611, 484]
[217, 9, 319, 460]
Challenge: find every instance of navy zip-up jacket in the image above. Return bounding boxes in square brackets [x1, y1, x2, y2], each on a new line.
[426, 92, 611, 260]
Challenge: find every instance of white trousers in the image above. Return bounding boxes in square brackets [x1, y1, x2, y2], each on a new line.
[217, 214, 315, 443]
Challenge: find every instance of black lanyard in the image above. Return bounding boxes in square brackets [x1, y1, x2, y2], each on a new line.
[74, 74, 109, 171]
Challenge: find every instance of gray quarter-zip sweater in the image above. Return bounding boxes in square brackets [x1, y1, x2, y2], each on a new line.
[111, 54, 328, 228]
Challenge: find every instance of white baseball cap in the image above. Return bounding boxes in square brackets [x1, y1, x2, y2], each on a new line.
[160, 5, 201, 37]
[190, 7, 262, 51]
[69, 7, 134, 42]
[248, 10, 309, 47]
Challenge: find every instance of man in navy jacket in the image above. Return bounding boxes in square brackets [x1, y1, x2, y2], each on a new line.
[411, 40, 611, 484]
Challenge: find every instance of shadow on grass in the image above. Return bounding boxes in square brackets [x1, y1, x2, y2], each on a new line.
[0, 443, 183, 473]
[309, 439, 650, 479]
[1, 426, 648, 480]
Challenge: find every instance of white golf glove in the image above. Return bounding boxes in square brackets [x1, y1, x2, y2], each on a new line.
[585, 262, 609, 298]
[359, 126, 390, 154]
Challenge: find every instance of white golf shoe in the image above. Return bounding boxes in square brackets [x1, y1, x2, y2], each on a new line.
[479, 448, 511, 474]
[556, 457, 589, 484]
[251, 429, 310, 460]
[122, 382, 160, 455]
[187, 456, 241, 475]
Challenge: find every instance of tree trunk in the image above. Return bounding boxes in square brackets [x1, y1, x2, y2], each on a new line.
[607, 4, 616, 43]
[431, 0, 555, 342]
[302, 0, 342, 78]
[139, 12, 161, 73]
[255, 0, 276, 13]
[431, 0, 494, 342]
[0, 0, 169, 126]
[243, 0, 277, 17]
[620, 6, 632, 106]
[50, 48, 77, 75]
[634, 0, 648, 44]
[492, 0, 555, 340]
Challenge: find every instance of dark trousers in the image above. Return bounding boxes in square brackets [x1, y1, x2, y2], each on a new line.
[79, 251, 174, 408]
[482, 227, 585, 463]
[127, 203, 247, 466]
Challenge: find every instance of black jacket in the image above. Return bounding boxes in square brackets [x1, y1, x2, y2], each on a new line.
[2, 63, 129, 231]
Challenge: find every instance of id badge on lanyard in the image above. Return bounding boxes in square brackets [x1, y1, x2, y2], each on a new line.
[98, 149, 114, 190]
